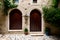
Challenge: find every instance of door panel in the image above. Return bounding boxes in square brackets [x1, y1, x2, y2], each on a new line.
[9, 9, 22, 30]
[30, 9, 41, 32]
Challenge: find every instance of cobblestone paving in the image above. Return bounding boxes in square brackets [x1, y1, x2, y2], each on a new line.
[0, 34, 60, 40]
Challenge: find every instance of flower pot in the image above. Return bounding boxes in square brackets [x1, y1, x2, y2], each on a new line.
[45, 27, 51, 36]
[24, 32, 28, 35]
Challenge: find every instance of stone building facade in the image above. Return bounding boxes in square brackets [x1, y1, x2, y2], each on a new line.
[0, 0, 52, 35]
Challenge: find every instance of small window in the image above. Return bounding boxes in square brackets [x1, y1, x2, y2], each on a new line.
[15, 0, 19, 3]
[33, 0, 37, 3]
[14, 0, 19, 4]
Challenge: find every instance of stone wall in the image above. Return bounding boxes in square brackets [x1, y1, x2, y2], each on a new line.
[0, 0, 52, 34]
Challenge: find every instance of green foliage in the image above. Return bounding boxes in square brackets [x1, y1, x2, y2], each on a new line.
[24, 28, 28, 32]
[4, 0, 18, 15]
[4, 0, 17, 8]
[0, 2, 2, 6]
[52, 0, 59, 8]
[43, 7, 60, 28]
[0, 2, 2, 8]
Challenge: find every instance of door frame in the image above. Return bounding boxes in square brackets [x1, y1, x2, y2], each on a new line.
[8, 9, 23, 31]
[28, 9, 44, 35]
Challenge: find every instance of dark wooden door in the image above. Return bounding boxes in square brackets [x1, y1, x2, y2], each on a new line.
[30, 9, 41, 32]
[33, 0, 37, 3]
[9, 9, 22, 30]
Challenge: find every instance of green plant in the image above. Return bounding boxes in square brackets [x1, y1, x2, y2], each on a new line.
[4, 0, 18, 15]
[0, 2, 2, 8]
[24, 28, 28, 35]
[45, 27, 51, 36]
[43, 7, 60, 28]
[52, 0, 59, 8]
[4, 0, 18, 8]
[0, 2, 2, 5]
[24, 28, 28, 32]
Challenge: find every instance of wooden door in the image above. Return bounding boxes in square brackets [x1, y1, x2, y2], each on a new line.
[30, 9, 41, 32]
[9, 9, 22, 30]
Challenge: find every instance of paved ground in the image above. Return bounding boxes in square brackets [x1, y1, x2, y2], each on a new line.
[0, 34, 60, 40]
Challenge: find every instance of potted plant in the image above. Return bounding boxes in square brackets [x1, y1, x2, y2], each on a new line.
[24, 28, 28, 35]
[45, 27, 51, 36]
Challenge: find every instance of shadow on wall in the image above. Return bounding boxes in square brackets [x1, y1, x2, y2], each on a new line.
[0, 15, 7, 34]
[0, 2, 8, 33]
[45, 22, 60, 36]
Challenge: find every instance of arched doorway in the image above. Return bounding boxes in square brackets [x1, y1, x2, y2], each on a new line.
[30, 9, 41, 32]
[9, 9, 22, 30]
